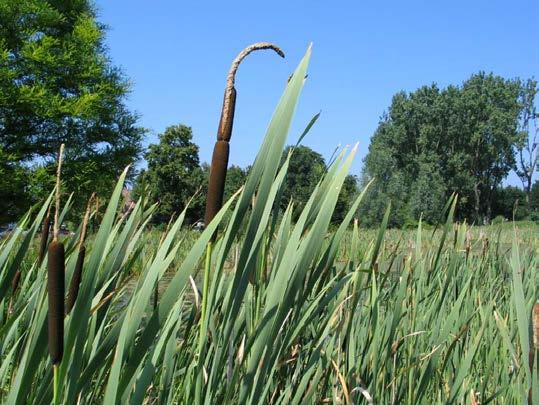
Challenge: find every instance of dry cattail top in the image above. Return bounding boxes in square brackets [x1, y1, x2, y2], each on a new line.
[53, 144, 65, 242]
[219, 42, 284, 142]
[204, 42, 284, 228]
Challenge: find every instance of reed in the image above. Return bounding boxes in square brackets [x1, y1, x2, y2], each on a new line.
[47, 144, 65, 404]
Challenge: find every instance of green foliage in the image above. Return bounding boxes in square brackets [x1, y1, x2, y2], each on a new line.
[530, 180, 539, 212]
[281, 145, 358, 223]
[492, 186, 529, 221]
[0, 0, 144, 221]
[491, 215, 506, 225]
[223, 164, 247, 202]
[361, 73, 529, 227]
[140, 124, 205, 224]
[333, 173, 359, 223]
[514, 79, 538, 193]
[0, 49, 538, 404]
[281, 145, 326, 214]
[0, 148, 30, 223]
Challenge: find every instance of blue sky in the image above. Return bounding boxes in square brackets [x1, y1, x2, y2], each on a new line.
[95, 0, 537, 184]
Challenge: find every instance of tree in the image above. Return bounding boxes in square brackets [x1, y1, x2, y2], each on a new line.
[492, 186, 528, 221]
[361, 73, 526, 226]
[281, 146, 326, 215]
[141, 125, 204, 224]
[515, 79, 538, 196]
[223, 165, 247, 203]
[333, 174, 359, 223]
[0, 0, 143, 220]
[529, 180, 539, 212]
[0, 149, 30, 224]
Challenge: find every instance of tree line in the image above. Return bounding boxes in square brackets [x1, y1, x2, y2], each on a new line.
[1, 0, 537, 227]
[359, 73, 538, 227]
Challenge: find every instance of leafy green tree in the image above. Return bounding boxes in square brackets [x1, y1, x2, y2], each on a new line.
[0, 0, 143, 220]
[407, 157, 446, 224]
[141, 125, 204, 224]
[361, 73, 526, 226]
[0, 150, 30, 224]
[514, 79, 538, 196]
[529, 180, 539, 212]
[492, 186, 528, 221]
[223, 165, 247, 202]
[333, 174, 359, 224]
[281, 146, 326, 215]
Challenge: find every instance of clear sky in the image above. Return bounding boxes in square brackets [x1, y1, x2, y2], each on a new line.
[94, 0, 537, 184]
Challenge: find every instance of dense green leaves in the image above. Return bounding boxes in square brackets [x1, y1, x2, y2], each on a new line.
[0, 46, 537, 405]
[137, 124, 205, 224]
[0, 0, 144, 220]
[361, 73, 535, 226]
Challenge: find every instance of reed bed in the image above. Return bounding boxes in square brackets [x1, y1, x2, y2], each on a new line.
[0, 47, 537, 404]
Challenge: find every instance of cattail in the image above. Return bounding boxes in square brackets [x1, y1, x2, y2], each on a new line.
[65, 246, 84, 315]
[66, 193, 93, 315]
[48, 240, 65, 364]
[7, 270, 22, 314]
[530, 302, 539, 371]
[205, 141, 230, 225]
[530, 304, 538, 405]
[204, 42, 284, 227]
[11, 270, 21, 293]
[48, 144, 65, 366]
[39, 214, 51, 265]
[533, 302, 539, 350]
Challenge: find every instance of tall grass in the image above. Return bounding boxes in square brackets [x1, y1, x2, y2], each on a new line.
[0, 46, 538, 404]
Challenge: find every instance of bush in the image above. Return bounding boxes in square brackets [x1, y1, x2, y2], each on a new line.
[491, 215, 507, 225]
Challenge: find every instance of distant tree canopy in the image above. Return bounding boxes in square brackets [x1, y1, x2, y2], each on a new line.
[280, 145, 359, 222]
[138, 125, 205, 224]
[360, 72, 537, 227]
[281, 145, 326, 214]
[0, 0, 143, 222]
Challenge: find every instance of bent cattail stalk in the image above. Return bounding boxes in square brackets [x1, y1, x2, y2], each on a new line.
[204, 42, 285, 227]
[48, 144, 65, 366]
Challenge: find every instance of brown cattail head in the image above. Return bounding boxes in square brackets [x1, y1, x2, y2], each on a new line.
[533, 302, 539, 350]
[11, 270, 21, 294]
[65, 246, 85, 315]
[47, 240, 65, 364]
[38, 214, 51, 265]
[204, 141, 230, 226]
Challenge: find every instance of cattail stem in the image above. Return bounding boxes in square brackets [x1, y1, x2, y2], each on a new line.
[48, 240, 65, 364]
[48, 144, 65, 370]
[53, 144, 64, 243]
[39, 212, 51, 265]
[53, 364, 59, 404]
